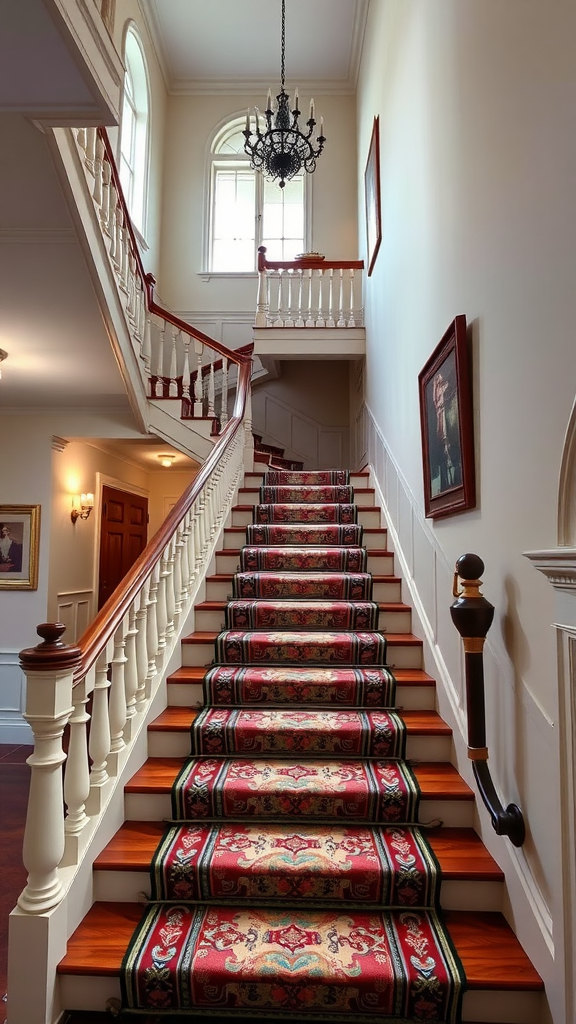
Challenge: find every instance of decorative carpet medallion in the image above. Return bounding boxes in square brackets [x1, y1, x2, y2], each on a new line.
[149, 823, 439, 908]
[203, 666, 397, 707]
[232, 572, 373, 600]
[246, 523, 364, 545]
[121, 905, 464, 1022]
[256, 503, 357, 524]
[190, 709, 406, 759]
[120, 467, 465, 1022]
[240, 546, 367, 573]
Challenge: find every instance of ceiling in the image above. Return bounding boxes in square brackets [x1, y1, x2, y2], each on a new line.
[142, 0, 369, 94]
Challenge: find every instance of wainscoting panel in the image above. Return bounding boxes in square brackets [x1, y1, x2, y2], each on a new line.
[57, 590, 93, 643]
[0, 650, 32, 744]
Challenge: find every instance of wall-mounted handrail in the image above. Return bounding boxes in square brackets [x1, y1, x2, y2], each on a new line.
[450, 552, 526, 846]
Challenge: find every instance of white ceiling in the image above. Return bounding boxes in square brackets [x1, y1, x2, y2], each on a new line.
[141, 0, 369, 93]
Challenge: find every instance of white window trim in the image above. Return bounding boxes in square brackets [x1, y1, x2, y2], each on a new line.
[202, 112, 312, 276]
[118, 22, 151, 243]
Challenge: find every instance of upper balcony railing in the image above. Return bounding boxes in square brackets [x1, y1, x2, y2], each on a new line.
[255, 246, 364, 329]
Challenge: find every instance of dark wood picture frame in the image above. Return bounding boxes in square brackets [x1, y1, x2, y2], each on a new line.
[418, 315, 476, 519]
[364, 116, 382, 277]
[0, 504, 41, 589]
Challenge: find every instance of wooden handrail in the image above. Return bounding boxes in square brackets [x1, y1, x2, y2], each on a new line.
[97, 128, 249, 368]
[73, 358, 251, 682]
[258, 245, 364, 273]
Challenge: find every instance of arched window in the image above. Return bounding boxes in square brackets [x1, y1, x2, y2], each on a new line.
[119, 26, 149, 236]
[209, 118, 307, 272]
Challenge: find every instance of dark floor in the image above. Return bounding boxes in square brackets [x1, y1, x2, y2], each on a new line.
[0, 743, 32, 1024]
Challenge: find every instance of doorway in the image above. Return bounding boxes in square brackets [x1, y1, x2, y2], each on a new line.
[98, 485, 149, 610]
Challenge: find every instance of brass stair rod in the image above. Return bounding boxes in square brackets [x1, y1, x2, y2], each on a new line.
[450, 553, 525, 847]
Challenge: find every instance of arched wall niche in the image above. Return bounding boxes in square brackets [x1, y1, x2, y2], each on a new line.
[557, 394, 576, 545]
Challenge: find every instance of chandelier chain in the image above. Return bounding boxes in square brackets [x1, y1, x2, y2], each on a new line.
[280, 0, 286, 91]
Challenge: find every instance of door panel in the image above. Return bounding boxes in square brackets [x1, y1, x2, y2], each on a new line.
[98, 486, 148, 610]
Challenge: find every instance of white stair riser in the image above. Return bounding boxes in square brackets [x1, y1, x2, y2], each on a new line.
[167, 681, 437, 711]
[57, 974, 543, 1023]
[180, 639, 422, 670]
[124, 792, 473, 828]
[192, 607, 412, 634]
[146, 731, 451, 762]
[215, 551, 395, 574]
[93, 870, 503, 913]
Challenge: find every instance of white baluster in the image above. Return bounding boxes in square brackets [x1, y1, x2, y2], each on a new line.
[208, 351, 216, 417]
[120, 221, 130, 294]
[327, 268, 335, 327]
[109, 622, 127, 755]
[348, 269, 356, 327]
[182, 334, 191, 400]
[155, 552, 168, 657]
[76, 127, 87, 159]
[156, 319, 166, 397]
[167, 535, 179, 629]
[99, 158, 111, 235]
[220, 357, 229, 426]
[306, 268, 315, 326]
[295, 272, 305, 327]
[92, 133, 105, 208]
[169, 327, 179, 397]
[284, 271, 294, 327]
[179, 513, 192, 603]
[84, 127, 97, 174]
[123, 604, 139, 729]
[316, 269, 325, 327]
[273, 271, 283, 326]
[135, 582, 150, 712]
[337, 269, 346, 327]
[194, 340, 204, 416]
[63, 675, 91, 840]
[146, 567, 160, 692]
[108, 183, 118, 262]
[127, 251, 137, 323]
[255, 265, 269, 327]
[88, 651, 111, 803]
[112, 206, 123, 271]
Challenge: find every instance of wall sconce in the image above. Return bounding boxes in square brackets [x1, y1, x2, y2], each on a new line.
[158, 454, 176, 468]
[71, 493, 94, 524]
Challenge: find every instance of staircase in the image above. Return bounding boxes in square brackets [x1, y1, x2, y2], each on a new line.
[56, 464, 543, 1023]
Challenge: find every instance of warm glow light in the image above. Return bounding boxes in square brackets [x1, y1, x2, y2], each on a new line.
[158, 454, 176, 468]
[71, 492, 94, 524]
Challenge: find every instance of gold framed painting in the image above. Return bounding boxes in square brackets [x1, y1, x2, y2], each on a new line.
[0, 505, 40, 590]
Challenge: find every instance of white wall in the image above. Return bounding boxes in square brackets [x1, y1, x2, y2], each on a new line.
[357, 2, 576, 1020]
[158, 93, 358, 316]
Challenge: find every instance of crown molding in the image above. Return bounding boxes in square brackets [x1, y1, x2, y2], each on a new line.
[524, 548, 576, 591]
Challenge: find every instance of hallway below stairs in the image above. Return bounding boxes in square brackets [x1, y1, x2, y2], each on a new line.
[57, 464, 543, 1024]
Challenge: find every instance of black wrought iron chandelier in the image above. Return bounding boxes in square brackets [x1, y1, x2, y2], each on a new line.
[243, 0, 325, 189]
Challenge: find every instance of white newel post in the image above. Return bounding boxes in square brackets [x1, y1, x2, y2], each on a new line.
[18, 624, 81, 914]
[255, 265, 269, 326]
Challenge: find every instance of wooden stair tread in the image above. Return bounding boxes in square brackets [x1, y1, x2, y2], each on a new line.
[124, 757, 472, 798]
[57, 902, 543, 990]
[181, 630, 422, 645]
[195, 600, 411, 612]
[148, 706, 451, 735]
[166, 665, 435, 686]
[95, 822, 502, 882]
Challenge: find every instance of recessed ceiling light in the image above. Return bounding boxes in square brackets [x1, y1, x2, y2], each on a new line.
[158, 453, 176, 468]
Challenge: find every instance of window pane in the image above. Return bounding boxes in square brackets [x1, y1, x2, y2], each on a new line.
[261, 174, 305, 260]
[212, 167, 256, 271]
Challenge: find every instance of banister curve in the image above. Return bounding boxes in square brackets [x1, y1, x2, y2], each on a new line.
[74, 358, 251, 682]
[97, 128, 248, 368]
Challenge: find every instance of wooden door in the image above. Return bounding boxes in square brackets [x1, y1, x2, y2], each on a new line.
[98, 486, 148, 610]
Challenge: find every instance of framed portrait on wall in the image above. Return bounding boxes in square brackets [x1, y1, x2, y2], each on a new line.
[418, 316, 476, 519]
[364, 116, 382, 277]
[0, 505, 40, 589]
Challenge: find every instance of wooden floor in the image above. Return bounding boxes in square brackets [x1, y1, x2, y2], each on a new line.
[0, 744, 32, 1024]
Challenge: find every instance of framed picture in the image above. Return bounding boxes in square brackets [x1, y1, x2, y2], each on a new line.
[418, 315, 476, 519]
[0, 505, 40, 589]
[364, 116, 382, 277]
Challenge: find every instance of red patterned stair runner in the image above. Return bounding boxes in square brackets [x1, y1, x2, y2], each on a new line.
[121, 469, 465, 1022]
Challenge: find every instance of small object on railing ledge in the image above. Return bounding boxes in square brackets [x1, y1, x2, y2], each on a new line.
[295, 252, 325, 261]
[450, 553, 526, 847]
